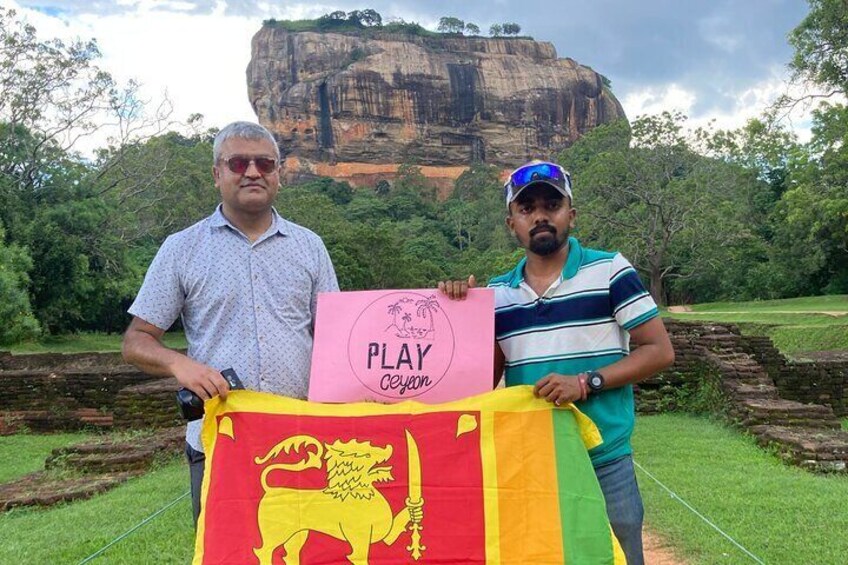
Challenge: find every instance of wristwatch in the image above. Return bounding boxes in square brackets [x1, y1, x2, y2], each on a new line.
[585, 370, 605, 394]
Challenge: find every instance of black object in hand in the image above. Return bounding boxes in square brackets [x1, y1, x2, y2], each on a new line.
[176, 368, 245, 421]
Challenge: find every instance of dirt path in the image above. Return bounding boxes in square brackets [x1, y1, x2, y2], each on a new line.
[644, 529, 687, 564]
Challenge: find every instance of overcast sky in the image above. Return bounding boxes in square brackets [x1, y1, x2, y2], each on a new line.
[4, 0, 812, 149]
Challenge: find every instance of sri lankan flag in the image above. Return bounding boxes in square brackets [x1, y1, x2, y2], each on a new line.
[194, 386, 626, 564]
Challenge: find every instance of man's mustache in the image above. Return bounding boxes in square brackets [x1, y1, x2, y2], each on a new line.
[530, 225, 556, 237]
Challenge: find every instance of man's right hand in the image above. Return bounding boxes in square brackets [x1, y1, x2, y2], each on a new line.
[123, 316, 231, 402]
[438, 275, 477, 300]
[534, 373, 587, 406]
[170, 356, 230, 401]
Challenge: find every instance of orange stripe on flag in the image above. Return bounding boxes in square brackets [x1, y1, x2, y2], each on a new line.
[494, 409, 564, 564]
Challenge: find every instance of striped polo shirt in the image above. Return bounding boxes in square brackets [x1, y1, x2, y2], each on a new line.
[489, 237, 658, 466]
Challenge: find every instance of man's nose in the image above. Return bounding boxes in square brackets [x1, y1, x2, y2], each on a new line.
[244, 161, 262, 178]
[533, 210, 551, 224]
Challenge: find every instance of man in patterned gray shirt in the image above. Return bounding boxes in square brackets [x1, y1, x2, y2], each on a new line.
[122, 121, 339, 523]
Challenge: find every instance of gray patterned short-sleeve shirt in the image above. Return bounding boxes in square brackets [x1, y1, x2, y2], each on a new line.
[128, 205, 339, 451]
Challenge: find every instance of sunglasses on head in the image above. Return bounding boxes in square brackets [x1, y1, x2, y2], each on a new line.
[509, 162, 567, 189]
[220, 155, 278, 175]
[504, 162, 572, 205]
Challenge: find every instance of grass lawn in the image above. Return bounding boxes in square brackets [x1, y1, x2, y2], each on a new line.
[664, 294, 848, 355]
[1, 415, 845, 563]
[0, 432, 95, 484]
[6, 332, 187, 354]
[0, 457, 193, 564]
[675, 294, 848, 313]
[634, 414, 848, 564]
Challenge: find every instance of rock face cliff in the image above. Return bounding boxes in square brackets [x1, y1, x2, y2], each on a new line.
[247, 26, 626, 186]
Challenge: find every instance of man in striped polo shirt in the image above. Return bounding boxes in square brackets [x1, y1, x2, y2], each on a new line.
[441, 161, 674, 565]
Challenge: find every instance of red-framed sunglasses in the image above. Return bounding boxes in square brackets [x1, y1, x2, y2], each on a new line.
[220, 155, 278, 175]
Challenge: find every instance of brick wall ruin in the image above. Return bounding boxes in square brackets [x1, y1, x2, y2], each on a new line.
[1, 320, 847, 472]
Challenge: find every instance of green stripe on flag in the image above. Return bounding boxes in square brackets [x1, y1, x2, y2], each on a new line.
[552, 409, 616, 564]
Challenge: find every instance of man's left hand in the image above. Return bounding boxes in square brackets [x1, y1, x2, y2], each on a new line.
[534, 373, 587, 406]
[438, 275, 476, 300]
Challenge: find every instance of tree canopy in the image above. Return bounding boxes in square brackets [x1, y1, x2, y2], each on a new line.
[0, 4, 846, 344]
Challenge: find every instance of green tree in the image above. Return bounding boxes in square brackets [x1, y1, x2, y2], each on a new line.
[383, 163, 436, 221]
[502, 23, 521, 36]
[0, 8, 160, 200]
[566, 112, 757, 305]
[438, 17, 465, 34]
[465, 23, 481, 36]
[0, 222, 40, 344]
[489, 24, 503, 37]
[360, 9, 383, 27]
[443, 164, 509, 252]
[776, 0, 848, 293]
[25, 194, 137, 333]
[777, 104, 848, 293]
[789, 0, 848, 98]
[93, 131, 217, 245]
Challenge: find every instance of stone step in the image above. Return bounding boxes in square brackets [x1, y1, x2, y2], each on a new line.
[748, 425, 848, 473]
[721, 381, 779, 401]
[0, 427, 186, 512]
[74, 408, 114, 428]
[735, 398, 841, 429]
[0, 471, 141, 511]
[47, 450, 155, 473]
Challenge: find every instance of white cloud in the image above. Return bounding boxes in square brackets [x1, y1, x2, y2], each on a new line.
[2, 0, 818, 155]
[622, 84, 697, 118]
[621, 68, 816, 142]
[3, 0, 331, 154]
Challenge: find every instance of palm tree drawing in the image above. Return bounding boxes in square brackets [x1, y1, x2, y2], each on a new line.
[386, 298, 415, 337]
[415, 295, 441, 339]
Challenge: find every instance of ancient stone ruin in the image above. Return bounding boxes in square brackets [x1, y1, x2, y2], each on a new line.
[247, 27, 626, 189]
[639, 321, 848, 472]
[0, 320, 846, 510]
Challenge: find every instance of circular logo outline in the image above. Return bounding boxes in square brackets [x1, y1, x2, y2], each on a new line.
[346, 291, 456, 399]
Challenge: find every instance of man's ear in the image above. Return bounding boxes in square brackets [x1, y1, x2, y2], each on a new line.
[569, 206, 577, 229]
[212, 165, 221, 187]
[505, 214, 515, 235]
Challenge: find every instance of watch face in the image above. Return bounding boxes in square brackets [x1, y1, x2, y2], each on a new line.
[589, 374, 603, 390]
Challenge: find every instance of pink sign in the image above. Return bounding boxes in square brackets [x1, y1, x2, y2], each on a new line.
[309, 288, 494, 403]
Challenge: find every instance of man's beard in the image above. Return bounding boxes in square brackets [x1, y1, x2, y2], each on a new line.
[526, 224, 569, 256]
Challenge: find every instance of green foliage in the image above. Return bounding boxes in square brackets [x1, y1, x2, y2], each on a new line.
[558, 108, 848, 306]
[562, 111, 761, 305]
[264, 11, 440, 37]
[0, 223, 40, 344]
[501, 22, 522, 36]
[437, 17, 465, 35]
[489, 24, 502, 37]
[635, 414, 848, 564]
[673, 365, 728, 415]
[273, 162, 518, 292]
[465, 23, 481, 36]
[789, 0, 848, 96]
[776, 103, 848, 294]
